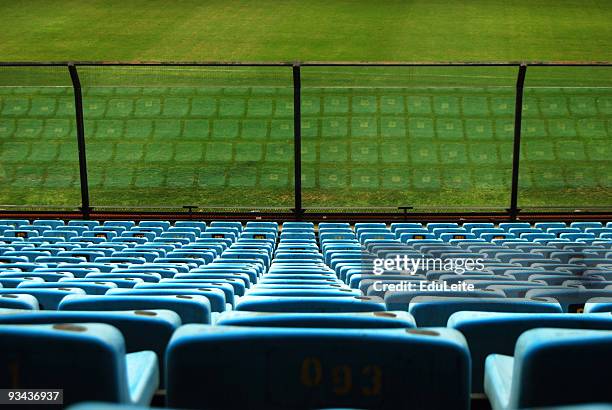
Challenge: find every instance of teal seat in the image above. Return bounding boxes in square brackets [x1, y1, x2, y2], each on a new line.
[215, 310, 416, 328]
[59, 294, 211, 324]
[236, 295, 386, 313]
[167, 325, 470, 410]
[0, 323, 158, 406]
[0, 309, 179, 386]
[449, 311, 612, 394]
[484, 328, 612, 409]
[409, 296, 562, 327]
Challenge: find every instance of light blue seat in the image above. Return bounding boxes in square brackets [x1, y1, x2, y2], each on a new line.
[1, 271, 75, 282]
[3, 229, 39, 239]
[0, 323, 158, 405]
[449, 311, 612, 394]
[60, 278, 144, 289]
[385, 289, 505, 311]
[210, 221, 243, 232]
[175, 272, 251, 288]
[282, 221, 314, 229]
[59, 294, 211, 324]
[526, 288, 612, 312]
[106, 288, 227, 312]
[60, 262, 117, 273]
[584, 297, 612, 313]
[0, 219, 29, 228]
[167, 325, 470, 410]
[245, 288, 360, 298]
[236, 295, 386, 313]
[533, 222, 566, 231]
[86, 272, 162, 283]
[18, 280, 117, 295]
[409, 296, 562, 326]
[484, 328, 612, 409]
[215, 310, 416, 328]
[0, 293, 39, 309]
[104, 221, 136, 230]
[161, 278, 246, 296]
[0, 287, 85, 309]
[68, 220, 100, 229]
[138, 221, 171, 231]
[390, 222, 424, 232]
[4, 250, 51, 262]
[570, 222, 603, 231]
[488, 284, 576, 298]
[83, 230, 118, 240]
[481, 232, 516, 242]
[134, 282, 235, 306]
[499, 222, 531, 232]
[35, 266, 99, 278]
[112, 267, 177, 279]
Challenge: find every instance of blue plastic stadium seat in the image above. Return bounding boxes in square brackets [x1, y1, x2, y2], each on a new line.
[138, 221, 171, 231]
[106, 288, 227, 312]
[60, 278, 143, 289]
[236, 295, 386, 313]
[584, 297, 612, 313]
[68, 220, 100, 229]
[408, 296, 562, 326]
[0, 293, 39, 310]
[0, 309, 180, 386]
[448, 311, 612, 394]
[167, 325, 470, 410]
[215, 310, 416, 328]
[0, 323, 158, 405]
[18, 280, 117, 295]
[0, 287, 86, 309]
[526, 288, 612, 312]
[385, 289, 505, 311]
[59, 294, 211, 324]
[484, 328, 612, 409]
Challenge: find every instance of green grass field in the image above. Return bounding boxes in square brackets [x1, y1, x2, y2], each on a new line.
[0, 1, 610, 213]
[1, 0, 612, 62]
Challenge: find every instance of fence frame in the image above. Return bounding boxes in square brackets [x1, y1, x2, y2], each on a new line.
[0, 61, 610, 222]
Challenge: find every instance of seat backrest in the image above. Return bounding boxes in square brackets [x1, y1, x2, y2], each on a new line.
[409, 296, 562, 326]
[59, 294, 211, 324]
[215, 310, 416, 329]
[0, 323, 129, 404]
[448, 311, 612, 394]
[510, 328, 612, 408]
[166, 325, 470, 410]
[526, 288, 612, 312]
[236, 295, 386, 313]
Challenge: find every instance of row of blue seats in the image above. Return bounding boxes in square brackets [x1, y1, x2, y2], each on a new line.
[0, 219, 611, 409]
[2, 312, 611, 409]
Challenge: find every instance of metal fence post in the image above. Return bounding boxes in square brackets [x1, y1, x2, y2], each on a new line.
[292, 63, 304, 220]
[68, 63, 91, 219]
[508, 64, 527, 220]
